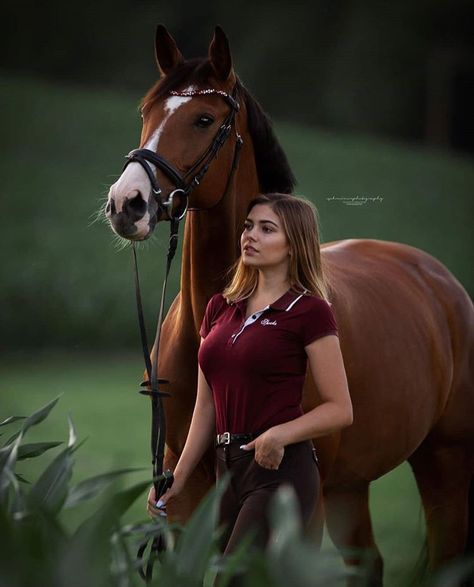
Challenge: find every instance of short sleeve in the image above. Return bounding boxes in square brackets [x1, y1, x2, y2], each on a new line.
[301, 298, 339, 346]
[199, 294, 226, 339]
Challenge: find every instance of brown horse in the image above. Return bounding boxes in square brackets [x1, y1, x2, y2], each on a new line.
[106, 25, 474, 584]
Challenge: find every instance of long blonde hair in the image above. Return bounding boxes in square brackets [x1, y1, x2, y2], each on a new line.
[223, 193, 330, 302]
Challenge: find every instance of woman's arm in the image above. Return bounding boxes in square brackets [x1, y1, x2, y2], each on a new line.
[147, 339, 215, 514]
[173, 360, 216, 484]
[242, 334, 352, 468]
[271, 334, 352, 446]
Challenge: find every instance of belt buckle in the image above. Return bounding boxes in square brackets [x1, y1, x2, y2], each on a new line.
[220, 432, 231, 445]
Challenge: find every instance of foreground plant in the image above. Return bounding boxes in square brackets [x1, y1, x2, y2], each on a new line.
[8, 398, 464, 586]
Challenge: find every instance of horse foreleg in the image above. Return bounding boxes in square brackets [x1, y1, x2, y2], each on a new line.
[408, 441, 474, 568]
[324, 482, 384, 587]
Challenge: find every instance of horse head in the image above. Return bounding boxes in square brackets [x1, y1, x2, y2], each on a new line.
[106, 25, 243, 240]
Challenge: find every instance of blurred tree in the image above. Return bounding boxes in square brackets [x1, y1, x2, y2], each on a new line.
[1, 0, 473, 147]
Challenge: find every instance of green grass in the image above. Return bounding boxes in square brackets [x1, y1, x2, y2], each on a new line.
[1, 352, 425, 586]
[0, 74, 472, 350]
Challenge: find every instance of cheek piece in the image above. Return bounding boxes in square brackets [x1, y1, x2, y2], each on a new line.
[122, 87, 242, 221]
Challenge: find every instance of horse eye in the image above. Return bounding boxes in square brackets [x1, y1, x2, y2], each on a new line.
[194, 115, 215, 128]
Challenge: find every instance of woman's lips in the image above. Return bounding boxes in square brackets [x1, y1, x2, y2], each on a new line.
[243, 245, 258, 254]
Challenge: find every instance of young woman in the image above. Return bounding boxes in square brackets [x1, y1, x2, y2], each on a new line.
[147, 193, 352, 557]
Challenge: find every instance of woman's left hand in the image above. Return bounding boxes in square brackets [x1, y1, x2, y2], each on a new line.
[241, 429, 285, 469]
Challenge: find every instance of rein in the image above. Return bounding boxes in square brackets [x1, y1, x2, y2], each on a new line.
[128, 86, 242, 582]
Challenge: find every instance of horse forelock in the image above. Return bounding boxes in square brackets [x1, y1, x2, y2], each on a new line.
[140, 59, 216, 113]
[140, 59, 296, 195]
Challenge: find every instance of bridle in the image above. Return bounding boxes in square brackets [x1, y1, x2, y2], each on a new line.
[125, 85, 242, 582]
[123, 87, 242, 220]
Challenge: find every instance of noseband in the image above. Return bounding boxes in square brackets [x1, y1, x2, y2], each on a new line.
[123, 87, 241, 220]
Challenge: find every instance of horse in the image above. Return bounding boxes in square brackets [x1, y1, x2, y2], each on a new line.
[105, 25, 474, 585]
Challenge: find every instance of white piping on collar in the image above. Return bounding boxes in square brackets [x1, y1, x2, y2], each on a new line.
[285, 289, 308, 312]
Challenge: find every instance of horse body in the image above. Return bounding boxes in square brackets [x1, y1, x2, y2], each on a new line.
[106, 26, 474, 583]
[320, 238, 470, 481]
[313, 239, 474, 573]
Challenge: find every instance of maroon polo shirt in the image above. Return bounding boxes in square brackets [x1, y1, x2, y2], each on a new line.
[198, 289, 339, 435]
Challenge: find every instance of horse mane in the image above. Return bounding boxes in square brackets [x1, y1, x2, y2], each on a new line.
[141, 59, 296, 194]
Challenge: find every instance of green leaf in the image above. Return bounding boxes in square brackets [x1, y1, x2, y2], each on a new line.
[17, 441, 63, 460]
[207, 531, 256, 587]
[27, 445, 74, 514]
[59, 478, 152, 584]
[267, 485, 302, 553]
[74, 478, 152, 539]
[67, 414, 76, 448]
[21, 396, 61, 434]
[64, 467, 144, 509]
[267, 486, 354, 587]
[0, 432, 23, 506]
[431, 556, 474, 587]
[2, 430, 22, 448]
[174, 473, 231, 580]
[0, 416, 25, 427]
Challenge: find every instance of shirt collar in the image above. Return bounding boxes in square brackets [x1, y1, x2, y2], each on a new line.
[270, 289, 306, 310]
[233, 288, 306, 313]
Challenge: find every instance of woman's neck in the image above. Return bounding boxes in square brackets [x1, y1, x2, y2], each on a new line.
[253, 269, 290, 299]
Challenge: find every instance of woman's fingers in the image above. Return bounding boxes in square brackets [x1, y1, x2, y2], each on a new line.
[147, 503, 167, 517]
[255, 447, 284, 469]
[147, 487, 170, 518]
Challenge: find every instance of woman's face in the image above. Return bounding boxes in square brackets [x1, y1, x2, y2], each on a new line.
[240, 204, 290, 270]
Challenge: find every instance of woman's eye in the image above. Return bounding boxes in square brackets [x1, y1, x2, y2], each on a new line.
[195, 115, 215, 128]
[263, 226, 273, 233]
[243, 223, 252, 231]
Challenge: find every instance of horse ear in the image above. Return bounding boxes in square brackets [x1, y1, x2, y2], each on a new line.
[155, 24, 184, 76]
[209, 26, 233, 81]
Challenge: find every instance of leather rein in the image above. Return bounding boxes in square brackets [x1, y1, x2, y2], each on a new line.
[126, 85, 242, 582]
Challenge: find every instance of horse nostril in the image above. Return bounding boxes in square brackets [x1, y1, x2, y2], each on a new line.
[124, 192, 147, 220]
[107, 199, 117, 217]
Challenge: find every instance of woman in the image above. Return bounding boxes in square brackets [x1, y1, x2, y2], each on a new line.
[147, 193, 352, 557]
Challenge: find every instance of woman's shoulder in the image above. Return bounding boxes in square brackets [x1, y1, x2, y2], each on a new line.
[296, 292, 339, 344]
[207, 292, 229, 308]
[298, 292, 335, 311]
[200, 293, 231, 339]
[204, 292, 232, 318]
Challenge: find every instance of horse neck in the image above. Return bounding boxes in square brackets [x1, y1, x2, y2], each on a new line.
[178, 138, 259, 332]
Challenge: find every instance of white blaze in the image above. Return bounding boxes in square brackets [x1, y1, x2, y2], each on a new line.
[108, 85, 196, 213]
[144, 90, 195, 153]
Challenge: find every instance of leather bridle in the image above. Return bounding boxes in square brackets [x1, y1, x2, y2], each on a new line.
[123, 87, 241, 220]
[126, 85, 242, 582]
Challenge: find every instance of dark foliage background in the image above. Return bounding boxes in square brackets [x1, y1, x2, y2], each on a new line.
[2, 0, 474, 143]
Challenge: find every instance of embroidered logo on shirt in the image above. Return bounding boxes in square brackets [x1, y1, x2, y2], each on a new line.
[261, 318, 277, 326]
